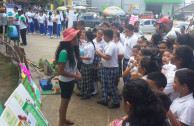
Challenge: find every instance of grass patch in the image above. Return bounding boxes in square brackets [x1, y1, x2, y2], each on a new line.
[0, 54, 19, 108]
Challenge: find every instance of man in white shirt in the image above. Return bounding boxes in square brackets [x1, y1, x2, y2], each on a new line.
[27, 8, 34, 34]
[123, 24, 138, 84]
[65, 10, 69, 29]
[73, 12, 78, 27]
[111, 23, 125, 45]
[95, 29, 120, 109]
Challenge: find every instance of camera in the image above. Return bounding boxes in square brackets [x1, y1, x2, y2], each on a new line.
[159, 23, 165, 30]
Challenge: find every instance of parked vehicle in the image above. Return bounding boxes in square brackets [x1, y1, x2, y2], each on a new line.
[141, 11, 154, 19]
[82, 12, 102, 28]
[139, 19, 156, 34]
[172, 23, 189, 33]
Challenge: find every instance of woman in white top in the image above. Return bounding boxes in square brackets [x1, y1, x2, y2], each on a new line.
[47, 12, 54, 39]
[38, 11, 45, 35]
[113, 31, 124, 86]
[55, 10, 61, 38]
[78, 31, 95, 100]
[55, 28, 82, 126]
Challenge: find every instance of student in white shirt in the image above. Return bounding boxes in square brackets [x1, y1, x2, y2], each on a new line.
[27, 8, 34, 34]
[123, 24, 138, 84]
[47, 12, 54, 39]
[111, 23, 125, 45]
[43, 11, 48, 35]
[79, 31, 95, 100]
[33, 10, 40, 32]
[91, 29, 106, 96]
[169, 69, 194, 126]
[13, 6, 20, 42]
[113, 31, 124, 86]
[164, 45, 194, 101]
[95, 29, 120, 109]
[55, 10, 61, 38]
[65, 10, 69, 29]
[38, 11, 45, 35]
[60, 11, 65, 30]
[18, 10, 28, 46]
[73, 12, 78, 27]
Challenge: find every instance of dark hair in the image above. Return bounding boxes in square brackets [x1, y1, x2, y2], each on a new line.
[14, 6, 18, 10]
[55, 40, 80, 68]
[164, 49, 173, 54]
[77, 20, 85, 27]
[140, 48, 153, 56]
[103, 29, 113, 40]
[151, 33, 163, 46]
[49, 12, 52, 22]
[18, 10, 22, 14]
[113, 31, 120, 38]
[134, 21, 140, 26]
[111, 22, 119, 28]
[118, 26, 124, 33]
[153, 91, 171, 112]
[147, 72, 167, 89]
[133, 45, 141, 51]
[103, 22, 110, 28]
[176, 34, 194, 49]
[57, 10, 60, 14]
[85, 30, 95, 49]
[123, 79, 169, 126]
[141, 56, 162, 75]
[142, 40, 151, 46]
[175, 69, 194, 97]
[125, 24, 134, 31]
[159, 40, 173, 50]
[175, 45, 194, 70]
[181, 26, 185, 30]
[134, 27, 139, 33]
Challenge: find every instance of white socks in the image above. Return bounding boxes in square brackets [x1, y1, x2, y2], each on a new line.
[91, 82, 98, 94]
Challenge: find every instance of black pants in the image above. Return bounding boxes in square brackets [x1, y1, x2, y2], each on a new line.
[53, 22, 57, 35]
[66, 21, 68, 29]
[20, 28, 27, 45]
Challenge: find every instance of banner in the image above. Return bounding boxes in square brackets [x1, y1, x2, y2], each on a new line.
[128, 4, 140, 12]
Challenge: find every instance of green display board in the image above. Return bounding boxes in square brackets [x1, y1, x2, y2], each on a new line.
[144, 0, 181, 3]
[22, 76, 42, 109]
[22, 102, 48, 126]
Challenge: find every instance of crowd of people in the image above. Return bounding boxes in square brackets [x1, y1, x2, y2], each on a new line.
[55, 9, 194, 126]
[10, 6, 82, 46]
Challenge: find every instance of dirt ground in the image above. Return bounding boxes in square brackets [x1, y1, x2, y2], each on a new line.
[0, 54, 19, 107]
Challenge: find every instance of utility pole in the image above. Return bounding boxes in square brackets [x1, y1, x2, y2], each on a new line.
[121, 0, 123, 9]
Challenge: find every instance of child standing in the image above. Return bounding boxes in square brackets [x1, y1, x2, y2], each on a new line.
[95, 29, 120, 109]
[79, 31, 95, 100]
[38, 11, 45, 36]
[47, 12, 54, 39]
[55, 10, 61, 38]
[91, 29, 106, 96]
[169, 69, 194, 126]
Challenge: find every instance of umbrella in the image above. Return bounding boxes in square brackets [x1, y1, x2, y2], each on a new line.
[73, 6, 86, 10]
[56, 6, 67, 11]
[103, 6, 125, 16]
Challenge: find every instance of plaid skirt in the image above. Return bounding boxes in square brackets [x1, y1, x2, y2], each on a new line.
[92, 54, 101, 80]
[80, 63, 93, 96]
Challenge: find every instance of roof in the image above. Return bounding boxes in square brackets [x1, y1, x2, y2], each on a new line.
[144, 0, 181, 3]
[177, 3, 194, 12]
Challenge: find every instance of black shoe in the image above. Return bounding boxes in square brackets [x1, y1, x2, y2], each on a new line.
[76, 93, 84, 97]
[90, 93, 98, 96]
[118, 95, 122, 100]
[81, 95, 90, 100]
[108, 103, 120, 109]
[20, 43, 27, 46]
[97, 100, 108, 106]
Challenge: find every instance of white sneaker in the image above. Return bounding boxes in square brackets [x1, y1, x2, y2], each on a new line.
[33, 32, 36, 34]
[51, 36, 53, 39]
[47, 33, 50, 35]
[28, 33, 32, 35]
[41, 34, 43, 36]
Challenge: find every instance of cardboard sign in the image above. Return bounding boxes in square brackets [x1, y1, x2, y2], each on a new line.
[4, 83, 34, 107]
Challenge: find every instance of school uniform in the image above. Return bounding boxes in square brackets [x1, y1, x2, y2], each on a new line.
[80, 42, 95, 96]
[161, 63, 176, 77]
[13, 11, 20, 42]
[43, 13, 47, 34]
[56, 14, 61, 37]
[123, 33, 138, 84]
[101, 40, 119, 104]
[47, 15, 54, 37]
[115, 40, 124, 77]
[38, 16, 45, 35]
[170, 93, 194, 126]
[58, 50, 77, 99]
[27, 12, 34, 33]
[33, 13, 39, 32]
[19, 14, 27, 45]
[93, 39, 107, 81]
[120, 33, 125, 45]
[65, 12, 69, 29]
[60, 12, 65, 30]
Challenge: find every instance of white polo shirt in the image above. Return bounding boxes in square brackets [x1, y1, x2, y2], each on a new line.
[47, 15, 54, 26]
[13, 12, 20, 25]
[19, 15, 27, 30]
[82, 42, 95, 64]
[120, 33, 125, 45]
[115, 40, 124, 54]
[93, 38, 107, 53]
[170, 93, 194, 126]
[102, 41, 118, 68]
[56, 15, 61, 24]
[123, 33, 138, 59]
[27, 12, 33, 23]
[38, 16, 45, 24]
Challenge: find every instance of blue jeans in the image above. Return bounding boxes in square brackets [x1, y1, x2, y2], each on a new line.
[40, 23, 45, 34]
[33, 18, 39, 32]
[44, 20, 47, 34]
[29, 22, 34, 33]
[57, 24, 61, 37]
[48, 26, 53, 37]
